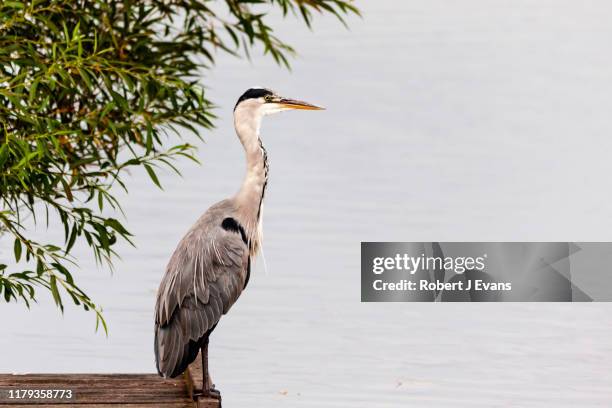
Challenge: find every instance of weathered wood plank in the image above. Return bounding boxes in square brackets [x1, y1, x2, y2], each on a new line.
[0, 370, 219, 407]
[1, 394, 189, 404]
[0, 376, 189, 404]
[0, 374, 177, 387]
[196, 400, 219, 408]
[0, 404, 193, 408]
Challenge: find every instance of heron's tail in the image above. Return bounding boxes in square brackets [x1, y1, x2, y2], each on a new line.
[154, 322, 201, 378]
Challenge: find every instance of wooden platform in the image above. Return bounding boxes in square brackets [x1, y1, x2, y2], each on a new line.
[0, 354, 219, 407]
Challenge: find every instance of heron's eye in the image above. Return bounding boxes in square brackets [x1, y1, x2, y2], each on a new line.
[264, 95, 273, 102]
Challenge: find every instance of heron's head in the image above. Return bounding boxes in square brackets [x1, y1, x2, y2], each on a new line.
[234, 88, 324, 119]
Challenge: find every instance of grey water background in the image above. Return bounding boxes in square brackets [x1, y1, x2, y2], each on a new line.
[2, 1, 612, 406]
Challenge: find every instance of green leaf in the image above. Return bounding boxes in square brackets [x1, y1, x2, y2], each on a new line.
[49, 275, 62, 311]
[28, 77, 40, 104]
[0, 144, 9, 168]
[144, 164, 162, 189]
[13, 239, 22, 263]
[66, 225, 78, 254]
[145, 120, 154, 154]
[3, 1, 24, 9]
[104, 218, 131, 236]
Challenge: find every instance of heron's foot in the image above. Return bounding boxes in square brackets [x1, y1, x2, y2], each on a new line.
[203, 386, 222, 407]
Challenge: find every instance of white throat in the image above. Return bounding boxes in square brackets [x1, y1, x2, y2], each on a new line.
[233, 102, 269, 256]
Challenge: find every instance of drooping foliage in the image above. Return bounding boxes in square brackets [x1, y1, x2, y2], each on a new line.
[0, 0, 358, 331]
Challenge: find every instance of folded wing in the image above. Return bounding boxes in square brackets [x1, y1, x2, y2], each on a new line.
[154, 206, 249, 378]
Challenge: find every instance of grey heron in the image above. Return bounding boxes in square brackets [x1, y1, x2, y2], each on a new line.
[154, 88, 323, 404]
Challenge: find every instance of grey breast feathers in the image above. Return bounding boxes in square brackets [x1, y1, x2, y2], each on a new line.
[154, 200, 249, 378]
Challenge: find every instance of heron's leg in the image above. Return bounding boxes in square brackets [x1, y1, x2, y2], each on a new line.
[201, 339, 222, 406]
[201, 339, 209, 391]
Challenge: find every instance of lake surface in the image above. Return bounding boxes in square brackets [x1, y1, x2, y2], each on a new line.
[2, 1, 612, 406]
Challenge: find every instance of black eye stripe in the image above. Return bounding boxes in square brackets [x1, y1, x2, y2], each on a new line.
[234, 88, 274, 110]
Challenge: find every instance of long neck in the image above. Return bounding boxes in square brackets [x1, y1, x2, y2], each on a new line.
[234, 112, 269, 253]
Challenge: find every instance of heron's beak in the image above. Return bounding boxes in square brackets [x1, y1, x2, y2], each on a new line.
[278, 98, 325, 111]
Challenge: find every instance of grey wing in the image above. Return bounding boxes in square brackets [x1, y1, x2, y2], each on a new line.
[154, 214, 249, 378]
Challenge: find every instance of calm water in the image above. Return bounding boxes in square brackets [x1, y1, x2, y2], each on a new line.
[2, 1, 612, 406]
